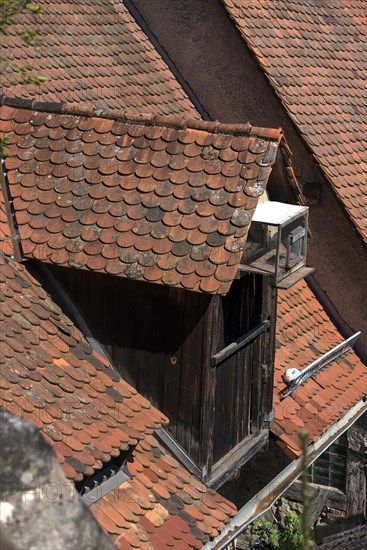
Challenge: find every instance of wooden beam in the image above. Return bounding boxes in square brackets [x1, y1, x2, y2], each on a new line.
[0, 163, 23, 261]
[208, 429, 268, 490]
[155, 428, 202, 478]
[211, 320, 270, 367]
[262, 281, 277, 420]
[285, 480, 347, 517]
[201, 297, 219, 477]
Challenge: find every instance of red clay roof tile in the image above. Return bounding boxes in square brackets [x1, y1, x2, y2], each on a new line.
[90, 434, 236, 549]
[221, 0, 367, 242]
[0, 252, 167, 481]
[2, 100, 283, 295]
[0, 193, 236, 548]
[1, 0, 197, 118]
[272, 279, 367, 458]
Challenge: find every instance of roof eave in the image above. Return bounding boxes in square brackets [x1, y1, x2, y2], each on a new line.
[202, 396, 367, 550]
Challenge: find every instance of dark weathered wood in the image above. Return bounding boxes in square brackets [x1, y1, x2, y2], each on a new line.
[162, 290, 184, 432]
[285, 480, 347, 512]
[51, 265, 276, 482]
[212, 274, 266, 463]
[346, 451, 366, 517]
[208, 429, 269, 489]
[211, 320, 270, 366]
[200, 296, 218, 477]
[275, 266, 314, 289]
[262, 281, 277, 418]
[0, 164, 23, 262]
[155, 427, 202, 478]
[250, 332, 263, 433]
[176, 290, 205, 454]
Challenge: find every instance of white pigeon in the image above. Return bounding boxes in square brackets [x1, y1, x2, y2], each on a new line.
[283, 368, 301, 386]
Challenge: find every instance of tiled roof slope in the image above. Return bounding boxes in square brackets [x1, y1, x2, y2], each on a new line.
[1, 0, 197, 117]
[0, 252, 167, 482]
[91, 434, 236, 549]
[221, 0, 367, 242]
[272, 279, 367, 459]
[1, 100, 283, 295]
[0, 247, 237, 547]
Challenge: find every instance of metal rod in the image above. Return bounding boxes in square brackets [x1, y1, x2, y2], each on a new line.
[279, 332, 361, 399]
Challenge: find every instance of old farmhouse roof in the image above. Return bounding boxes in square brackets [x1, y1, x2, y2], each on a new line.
[272, 279, 367, 459]
[221, 0, 367, 242]
[0, 251, 166, 482]
[1, 98, 283, 295]
[1, 172, 237, 548]
[0, 0, 197, 117]
[91, 436, 236, 549]
[0, 249, 236, 548]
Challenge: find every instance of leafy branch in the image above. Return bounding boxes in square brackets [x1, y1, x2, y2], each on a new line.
[0, 1, 42, 38]
[0, 0, 46, 83]
[251, 430, 314, 550]
[0, 0, 47, 156]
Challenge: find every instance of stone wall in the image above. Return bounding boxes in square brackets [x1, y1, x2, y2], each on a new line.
[0, 410, 114, 550]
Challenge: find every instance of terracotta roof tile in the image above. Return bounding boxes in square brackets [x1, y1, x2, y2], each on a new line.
[1, 100, 282, 295]
[1, 0, 197, 118]
[0, 252, 167, 482]
[91, 435, 236, 549]
[0, 195, 236, 548]
[221, 0, 367, 242]
[272, 279, 367, 458]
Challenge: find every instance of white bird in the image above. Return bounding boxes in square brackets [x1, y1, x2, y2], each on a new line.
[282, 368, 301, 386]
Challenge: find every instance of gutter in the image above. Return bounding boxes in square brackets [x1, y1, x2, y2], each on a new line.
[203, 396, 367, 550]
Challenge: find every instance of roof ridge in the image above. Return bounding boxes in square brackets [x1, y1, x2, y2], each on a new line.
[0, 95, 283, 141]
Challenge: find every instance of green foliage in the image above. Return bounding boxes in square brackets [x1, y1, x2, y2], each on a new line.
[280, 512, 303, 549]
[0, 133, 9, 159]
[0, 0, 46, 83]
[251, 512, 308, 550]
[0, 0, 47, 156]
[251, 517, 279, 549]
[0, 1, 42, 37]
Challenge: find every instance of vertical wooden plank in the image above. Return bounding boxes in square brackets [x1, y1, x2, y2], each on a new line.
[175, 289, 193, 448]
[262, 281, 277, 418]
[153, 285, 169, 417]
[200, 296, 218, 477]
[135, 281, 156, 405]
[163, 287, 185, 440]
[119, 279, 140, 388]
[90, 271, 115, 362]
[176, 292, 207, 462]
[189, 296, 208, 462]
[250, 333, 262, 434]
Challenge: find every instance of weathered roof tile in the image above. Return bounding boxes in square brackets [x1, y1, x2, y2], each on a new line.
[272, 280, 366, 458]
[1, 0, 197, 118]
[1, 100, 283, 295]
[0, 252, 167, 480]
[221, 0, 367, 242]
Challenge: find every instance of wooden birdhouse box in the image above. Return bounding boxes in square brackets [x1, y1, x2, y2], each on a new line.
[241, 202, 313, 288]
